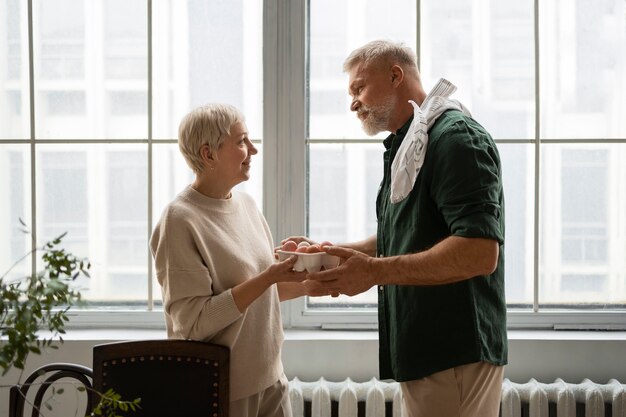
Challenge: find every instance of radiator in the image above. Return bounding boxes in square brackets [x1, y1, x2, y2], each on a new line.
[501, 379, 626, 417]
[288, 377, 626, 417]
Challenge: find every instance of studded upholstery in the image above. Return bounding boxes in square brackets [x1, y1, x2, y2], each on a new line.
[92, 339, 230, 417]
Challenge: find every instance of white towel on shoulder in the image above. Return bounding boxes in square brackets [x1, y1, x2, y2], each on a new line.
[390, 78, 472, 204]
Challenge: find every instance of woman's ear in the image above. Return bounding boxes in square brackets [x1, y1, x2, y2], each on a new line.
[200, 145, 216, 168]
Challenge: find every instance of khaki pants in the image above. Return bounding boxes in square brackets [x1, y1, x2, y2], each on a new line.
[230, 374, 293, 417]
[400, 361, 504, 417]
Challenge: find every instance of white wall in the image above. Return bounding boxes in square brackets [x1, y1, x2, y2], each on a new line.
[2, 330, 626, 414]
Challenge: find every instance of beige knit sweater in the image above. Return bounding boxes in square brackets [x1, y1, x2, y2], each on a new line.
[150, 186, 284, 401]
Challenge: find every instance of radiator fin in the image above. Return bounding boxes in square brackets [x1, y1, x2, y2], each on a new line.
[365, 381, 385, 417]
[338, 380, 357, 417]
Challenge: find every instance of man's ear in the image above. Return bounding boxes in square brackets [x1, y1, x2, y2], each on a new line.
[390, 65, 404, 87]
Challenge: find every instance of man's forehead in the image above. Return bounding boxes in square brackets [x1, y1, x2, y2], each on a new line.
[348, 62, 369, 84]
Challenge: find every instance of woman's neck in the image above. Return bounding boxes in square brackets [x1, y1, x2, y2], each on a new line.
[191, 176, 232, 200]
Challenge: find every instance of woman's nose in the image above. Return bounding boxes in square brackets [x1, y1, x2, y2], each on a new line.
[248, 142, 258, 155]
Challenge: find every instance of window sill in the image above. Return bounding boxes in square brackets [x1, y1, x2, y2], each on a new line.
[61, 309, 626, 331]
[7, 328, 625, 384]
[28, 327, 626, 342]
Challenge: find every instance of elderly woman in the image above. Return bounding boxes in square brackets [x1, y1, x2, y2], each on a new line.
[150, 103, 307, 417]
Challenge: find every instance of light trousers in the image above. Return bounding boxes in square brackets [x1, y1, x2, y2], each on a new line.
[400, 361, 504, 417]
[230, 374, 293, 417]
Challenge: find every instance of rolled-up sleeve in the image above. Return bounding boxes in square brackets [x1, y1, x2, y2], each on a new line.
[430, 120, 504, 244]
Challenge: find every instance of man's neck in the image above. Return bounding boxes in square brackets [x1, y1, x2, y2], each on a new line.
[388, 84, 427, 132]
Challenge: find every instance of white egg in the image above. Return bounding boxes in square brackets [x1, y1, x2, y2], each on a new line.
[297, 241, 311, 248]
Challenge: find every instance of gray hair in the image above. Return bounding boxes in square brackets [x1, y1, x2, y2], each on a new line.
[343, 39, 419, 79]
[178, 103, 245, 174]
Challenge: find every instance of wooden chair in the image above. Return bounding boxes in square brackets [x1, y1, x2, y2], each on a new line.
[8, 340, 229, 417]
[92, 339, 229, 417]
[8, 362, 93, 417]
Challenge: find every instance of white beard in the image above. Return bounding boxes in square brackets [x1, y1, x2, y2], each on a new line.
[359, 95, 396, 136]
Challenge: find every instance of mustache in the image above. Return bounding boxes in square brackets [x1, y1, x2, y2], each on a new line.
[357, 107, 370, 119]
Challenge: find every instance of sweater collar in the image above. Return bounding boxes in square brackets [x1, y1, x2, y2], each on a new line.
[181, 185, 240, 212]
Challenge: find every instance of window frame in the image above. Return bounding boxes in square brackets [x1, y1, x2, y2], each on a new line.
[277, 0, 626, 330]
[1, 0, 625, 331]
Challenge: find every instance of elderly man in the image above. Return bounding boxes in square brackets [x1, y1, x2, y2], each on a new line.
[306, 40, 507, 417]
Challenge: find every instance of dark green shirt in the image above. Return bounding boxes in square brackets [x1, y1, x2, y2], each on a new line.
[376, 110, 507, 382]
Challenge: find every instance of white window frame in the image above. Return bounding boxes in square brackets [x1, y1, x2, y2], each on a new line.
[270, 0, 626, 330]
[1, 0, 625, 331]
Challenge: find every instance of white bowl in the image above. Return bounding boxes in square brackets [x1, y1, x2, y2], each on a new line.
[276, 250, 340, 273]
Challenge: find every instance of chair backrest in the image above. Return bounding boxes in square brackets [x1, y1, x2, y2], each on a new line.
[8, 363, 93, 417]
[92, 339, 229, 417]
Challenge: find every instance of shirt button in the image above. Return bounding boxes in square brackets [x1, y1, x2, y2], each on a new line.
[379, 286, 384, 291]
[378, 254, 384, 258]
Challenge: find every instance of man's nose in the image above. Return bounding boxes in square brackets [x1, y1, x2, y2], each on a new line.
[350, 99, 360, 112]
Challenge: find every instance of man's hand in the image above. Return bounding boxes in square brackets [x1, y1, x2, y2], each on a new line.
[305, 246, 377, 297]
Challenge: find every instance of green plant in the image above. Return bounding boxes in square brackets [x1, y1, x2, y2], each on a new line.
[1, 220, 138, 416]
[90, 388, 142, 417]
[0, 228, 88, 375]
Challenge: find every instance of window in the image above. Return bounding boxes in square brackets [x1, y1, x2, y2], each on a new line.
[299, 0, 626, 329]
[1, 0, 624, 330]
[0, 0, 263, 314]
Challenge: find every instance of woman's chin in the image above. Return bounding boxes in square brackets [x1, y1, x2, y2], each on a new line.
[238, 172, 251, 183]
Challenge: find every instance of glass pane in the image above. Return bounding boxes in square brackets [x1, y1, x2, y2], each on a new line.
[307, 143, 382, 309]
[539, 1, 626, 139]
[34, 0, 148, 139]
[152, 143, 194, 225]
[499, 143, 534, 307]
[421, 0, 535, 140]
[152, 0, 263, 139]
[308, 0, 416, 140]
[235, 142, 263, 208]
[104, 0, 147, 80]
[308, 143, 382, 243]
[539, 144, 626, 308]
[0, 144, 31, 280]
[0, 0, 29, 139]
[36, 144, 148, 305]
[308, 288, 377, 309]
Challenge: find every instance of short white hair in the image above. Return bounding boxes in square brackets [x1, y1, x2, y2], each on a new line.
[343, 39, 419, 79]
[178, 103, 245, 174]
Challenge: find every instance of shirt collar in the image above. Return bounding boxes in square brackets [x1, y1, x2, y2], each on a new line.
[383, 115, 414, 150]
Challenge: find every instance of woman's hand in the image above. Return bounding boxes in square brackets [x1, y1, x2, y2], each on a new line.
[261, 254, 307, 284]
[232, 255, 306, 312]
